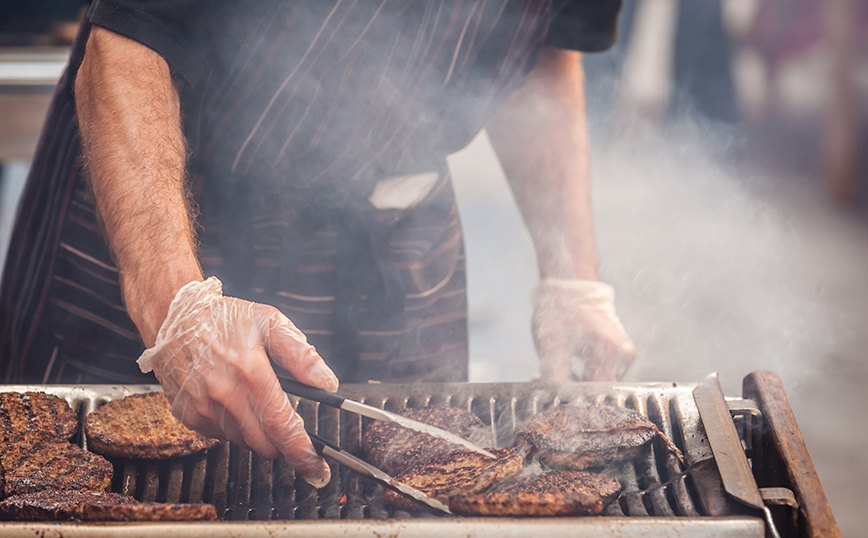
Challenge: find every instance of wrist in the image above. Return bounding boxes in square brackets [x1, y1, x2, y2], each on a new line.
[122, 262, 203, 347]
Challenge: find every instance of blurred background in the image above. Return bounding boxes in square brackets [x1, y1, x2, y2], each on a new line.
[1, 0, 865, 535]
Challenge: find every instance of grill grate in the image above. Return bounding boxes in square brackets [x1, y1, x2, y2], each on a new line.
[2, 382, 743, 522]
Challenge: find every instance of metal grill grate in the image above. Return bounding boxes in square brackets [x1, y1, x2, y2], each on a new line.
[1, 382, 744, 522]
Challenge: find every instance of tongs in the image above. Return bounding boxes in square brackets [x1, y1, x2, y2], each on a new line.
[306, 428, 452, 514]
[277, 375, 495, 515]
[278, 377, 495, 458]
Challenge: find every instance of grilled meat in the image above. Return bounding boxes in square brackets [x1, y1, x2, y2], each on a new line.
[449, 470, 621, 516]
[77, 500, 218, 521]
[0, 430, 113, 497]
[362, 407, 494, 475]
[0, 392, 78, 440]
[85, 392, 221, 459]
[0, 490, 217, 521]
[0, 490, 132, 521]
[384, 448, 522, 511]
[514, 403, 681, 470]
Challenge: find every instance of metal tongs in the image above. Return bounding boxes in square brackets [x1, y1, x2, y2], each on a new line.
[278, 376, 495, 514]
[305, 428, 452, 514]
[278, 377, 494, 458]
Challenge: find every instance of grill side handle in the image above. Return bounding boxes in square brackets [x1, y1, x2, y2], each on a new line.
[743, 371, 842, 538]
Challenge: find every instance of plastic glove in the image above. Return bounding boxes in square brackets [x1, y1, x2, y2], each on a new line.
[138, 277, 338, 487]
[532, 278, 636, 381]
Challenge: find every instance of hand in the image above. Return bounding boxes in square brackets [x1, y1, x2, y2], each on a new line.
[532, 279, 636, 381]
[137, 277, 339, 487]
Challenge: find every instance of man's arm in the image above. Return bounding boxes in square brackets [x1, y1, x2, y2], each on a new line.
[487, 47, 636, 381]
[487, 47, 597, 282]
[76, 25, 200, 346]
[74, 26, 337, 485]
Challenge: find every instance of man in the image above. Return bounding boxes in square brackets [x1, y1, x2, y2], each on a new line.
[0, 1, 635, 486]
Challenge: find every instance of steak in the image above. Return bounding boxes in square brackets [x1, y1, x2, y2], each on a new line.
[0, 392, 78, 440]
[85, 392, 221, 459]
[0, 430, 113, 497]
[514, 403, 682, 470]
[449, 470, 621, 516]
[0, 490, 218, 521]
[383, 448, 522, 511]
[362, 407, 494, 475]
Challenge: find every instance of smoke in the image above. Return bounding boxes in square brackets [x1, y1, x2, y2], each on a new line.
[589, 116, 835, 395]
[453, 97, 837, 397]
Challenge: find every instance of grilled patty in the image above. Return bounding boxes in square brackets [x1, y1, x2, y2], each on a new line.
[449, 470, 621, 516]
[514, 403, 667, 470]
[0, 430, 113, 497]
[85, 392, 221, 459]
[0, 490, 131, 521]
[0, 392, 78, 440]
[362, 407, 495, 475]
[0, 490, 217, 521]
[384, 448, 522, 511]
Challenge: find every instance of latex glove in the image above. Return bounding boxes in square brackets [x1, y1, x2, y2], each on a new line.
[532, 278, 636, 381]
[138, 277, 338, 487]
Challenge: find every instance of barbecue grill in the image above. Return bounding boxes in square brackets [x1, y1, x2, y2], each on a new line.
[0, 371, 839, 537]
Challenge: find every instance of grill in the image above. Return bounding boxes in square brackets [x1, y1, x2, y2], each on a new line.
[0, 371, 839, 537]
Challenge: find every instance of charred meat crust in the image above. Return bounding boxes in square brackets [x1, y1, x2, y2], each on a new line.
[0, 430, 113, 497]
[362, 407, 494, 476]
[0, 392, 78, 440]
[0, 490, 217, 521]
[76, 502, 218, 521]
[384, 448, 522, 511]
[449, 471, 621, 516]
[449, 491, 605, 516]
[0, 490, 131, 521]
[85, 392, 221, 459]
[514, 404, 661, 470]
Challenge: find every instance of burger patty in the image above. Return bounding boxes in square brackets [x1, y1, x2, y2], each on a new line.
[85, 392, 221, 459]
[514, 403, 681, 470]
[0, 430, 113, 497]
[384, 448, 522, 511]
[0, 392, 78, 440]
[449, 470, 622, 516]
[0, 490, 218, 521]
[0, 490, 132, 521]
[362, 407, 495, 475]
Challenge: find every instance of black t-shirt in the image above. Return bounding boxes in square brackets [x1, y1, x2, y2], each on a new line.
[86, 0, 621, 199]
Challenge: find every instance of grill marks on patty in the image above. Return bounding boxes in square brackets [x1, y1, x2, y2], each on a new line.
[0, 391, 111, 499]
[0, 490, 218, 521]
[361, 407, 495, 475]
[449, 471, 622, 516]
[514, 403, 679, 470]
[0, 490, 133, 521]
[85, 392, 221, 459]
[0, 430, 113, 497]
[0, 392, 78, 440]
[383, 448, 523, 511]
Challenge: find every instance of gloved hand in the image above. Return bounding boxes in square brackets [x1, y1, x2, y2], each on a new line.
[138, 277, 338, 487]
[532, 278, 636, 381]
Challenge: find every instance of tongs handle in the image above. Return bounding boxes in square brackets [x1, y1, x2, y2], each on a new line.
[279, 377, 346, 409]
